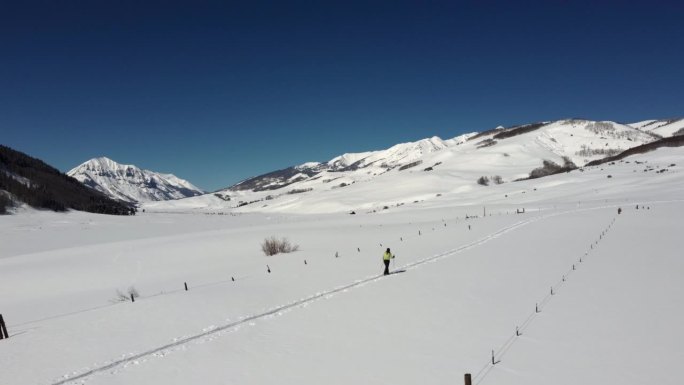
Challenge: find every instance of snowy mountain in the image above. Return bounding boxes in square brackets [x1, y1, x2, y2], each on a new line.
[147, 118, 669, 214]
[2, 119, 684, 385]
[0, 146, 134, 215]
[628, 118, 684, 138]
[2, 141, 684, 385]
[229, 134, 475, 193]
[68, 157, 204, 203]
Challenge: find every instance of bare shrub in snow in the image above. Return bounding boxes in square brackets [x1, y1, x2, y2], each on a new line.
[562, 156, 577, 169]
[529, 160, 562, 179]
[527, 157, 578, 180]
[584, 121, 616, 135]
[477, 176, 490, 186]
[261, 236, 299, 256]
[213, 193, 231, 201]
[576, 145, 621, 157]
[476, 138, 497, 148]
[112, 286, 140, 303]
[287, 188, 313, 195]
[398, 160, 423, 171]
[491, 175, 504, 184]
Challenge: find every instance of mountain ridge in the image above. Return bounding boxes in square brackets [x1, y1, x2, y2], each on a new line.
[144, 117, 680, 214]
[67, 157, 204, 204]
[0, 146, 134, 215]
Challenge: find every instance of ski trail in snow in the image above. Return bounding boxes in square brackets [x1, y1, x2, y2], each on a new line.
[49, 206, 607, 385]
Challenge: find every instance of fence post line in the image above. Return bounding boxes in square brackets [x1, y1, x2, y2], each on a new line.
[464, 373, 472, 385]
[0, 314, 8, 339]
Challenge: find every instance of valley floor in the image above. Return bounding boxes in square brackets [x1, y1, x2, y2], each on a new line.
[0, 150, 682, 385]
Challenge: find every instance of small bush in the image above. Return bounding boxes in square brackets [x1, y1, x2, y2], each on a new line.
[491, 175, 503, 184]
[477, 176, 490, 186]
[476, 138, 497, 148]
[112, 286, 140, 303]
[561, 156, 577, 169]
[398, 160, 423, 171]
[214, 193, 231, 201]
[576, 145, 621, 157]
[287, 188, 313, 195]
[261, 236, 299, 256]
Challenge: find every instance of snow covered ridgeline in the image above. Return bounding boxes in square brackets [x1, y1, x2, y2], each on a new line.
[1, 147, 683, 385]
[155, 118, 676, 213]
[233, 119, 660, 193]
[68, 157, 204, 203]
[0, 145, 133, 215]
[629, 118, 684, 138]
[228, 134, 476, 193]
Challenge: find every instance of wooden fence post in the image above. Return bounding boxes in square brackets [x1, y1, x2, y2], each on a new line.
[184, 282, 188, 291]
[0, 314, 8, 339]
[464, 373, 472, 385]
[130, 293, 135, 303]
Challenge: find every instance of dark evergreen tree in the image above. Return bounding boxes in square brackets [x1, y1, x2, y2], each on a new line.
[0, 145, 134, 215]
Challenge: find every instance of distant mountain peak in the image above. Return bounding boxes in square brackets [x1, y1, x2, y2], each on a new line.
[68, 157, 204, 203]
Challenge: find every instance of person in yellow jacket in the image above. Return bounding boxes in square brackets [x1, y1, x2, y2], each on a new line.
[382, 247, 395, 275]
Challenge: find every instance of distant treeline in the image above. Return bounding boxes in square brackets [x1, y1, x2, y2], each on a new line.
[0, 145, 134, 215]
[584, 136, 684, 167]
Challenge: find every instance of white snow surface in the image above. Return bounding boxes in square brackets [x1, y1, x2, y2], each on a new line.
[629, 118, 684, 137]
[1, 146, 683, 385]
[67, 157, 204, 203]
[147, 119, 657, 214]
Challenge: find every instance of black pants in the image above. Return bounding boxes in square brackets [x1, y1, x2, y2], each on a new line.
[383, 260, 390, 275]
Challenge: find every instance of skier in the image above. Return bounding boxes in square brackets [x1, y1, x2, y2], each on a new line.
[382, 248, 395, 275]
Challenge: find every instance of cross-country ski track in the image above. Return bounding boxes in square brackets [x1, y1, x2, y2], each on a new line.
[43, 204, 627, 385]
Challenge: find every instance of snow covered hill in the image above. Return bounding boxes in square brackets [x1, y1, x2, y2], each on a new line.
[0, 146, 133, 215]
[146, 119, 665, 214]
[1, 145, 682, 385]
[68, 157, 204, 203]
[629, 118, 684, 138]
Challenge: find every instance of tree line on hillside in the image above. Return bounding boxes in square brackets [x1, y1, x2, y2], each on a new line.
[585, 135, 684, 166]
[0, 145, 134, 215]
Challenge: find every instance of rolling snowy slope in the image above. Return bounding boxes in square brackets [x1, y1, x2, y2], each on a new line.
[630, 118, 684, 137]
[68, 157, 204, 203]
[145, 119, 660, 214]
[0, 145, 682, 385]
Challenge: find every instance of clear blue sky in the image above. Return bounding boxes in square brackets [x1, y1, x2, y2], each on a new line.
[2, 0, 683, 191]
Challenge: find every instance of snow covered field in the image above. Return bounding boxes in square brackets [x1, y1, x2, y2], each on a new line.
[1, 148, 682, 385]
